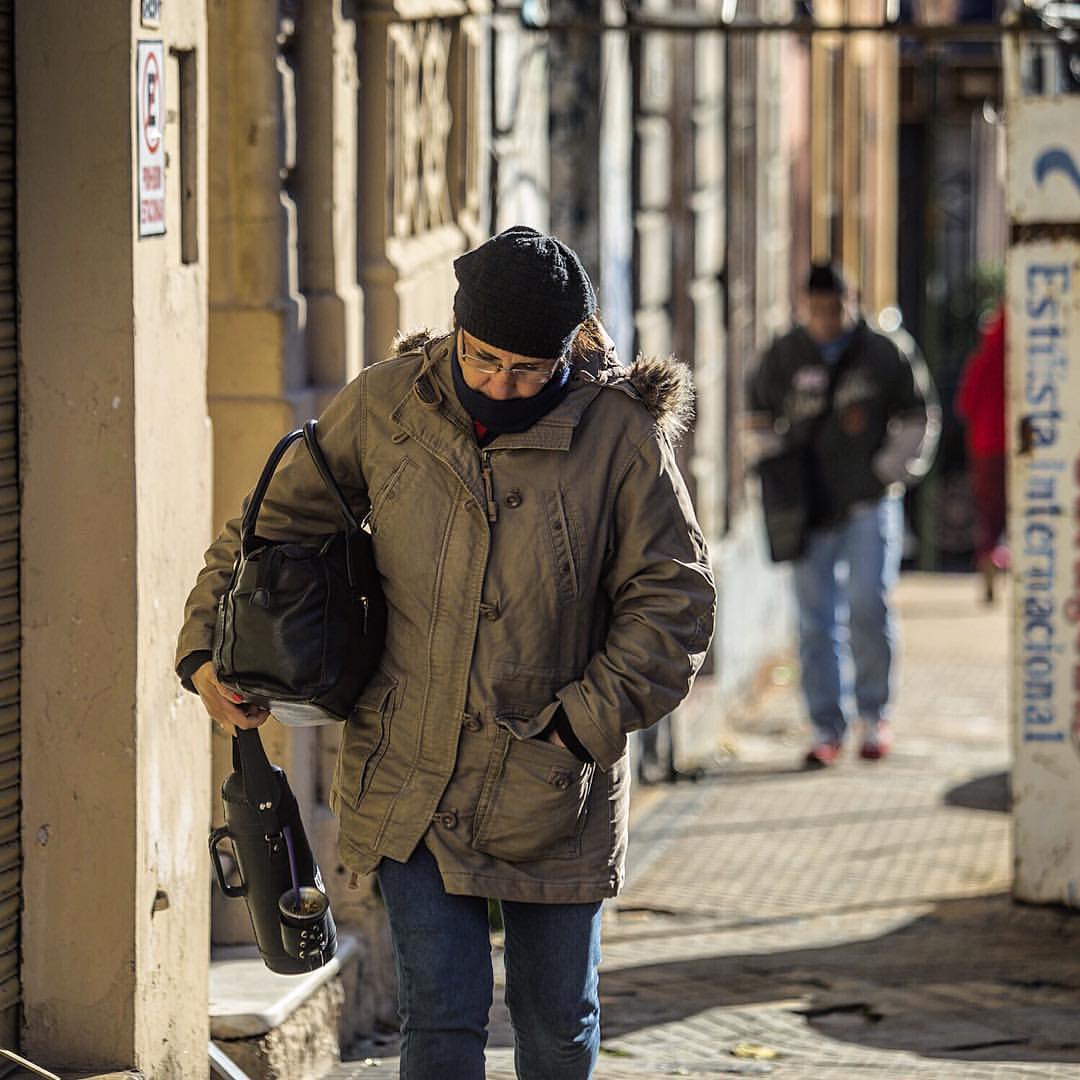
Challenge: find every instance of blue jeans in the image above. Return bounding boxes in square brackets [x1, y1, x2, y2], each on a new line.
[792, 496, 903, 743]
[377, 842, 603, 1080]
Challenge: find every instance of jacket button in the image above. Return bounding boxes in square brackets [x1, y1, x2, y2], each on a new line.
[482, 604, 500, 621]
[505, 490, 522, 508]
[463, 715, 482, 732]
[552, 773, 571, 790]
[437, 811, 458, 829]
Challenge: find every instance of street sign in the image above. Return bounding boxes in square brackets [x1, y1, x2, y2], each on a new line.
[141, 0, 162, 29]
[137, 41, 166, 238]
[1008, 238, 1080, 906]
[1007, 96, 1080, 225]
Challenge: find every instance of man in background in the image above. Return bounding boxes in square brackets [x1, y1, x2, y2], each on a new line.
[746, 263, 940, 767]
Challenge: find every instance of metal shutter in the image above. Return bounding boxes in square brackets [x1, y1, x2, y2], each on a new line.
[0, 0, 18, 1049]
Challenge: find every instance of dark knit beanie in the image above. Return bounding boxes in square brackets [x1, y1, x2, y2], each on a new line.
[453, 226, 597, 358]
[807, 261, 847, 295]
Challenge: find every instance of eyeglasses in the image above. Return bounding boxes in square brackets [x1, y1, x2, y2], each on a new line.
[458, 337, 563, 384]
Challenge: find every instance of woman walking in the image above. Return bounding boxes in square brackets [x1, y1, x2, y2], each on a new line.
[177, 226, 716, 1079]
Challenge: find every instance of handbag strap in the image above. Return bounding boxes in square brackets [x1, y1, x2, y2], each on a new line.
[241, 420, 359, 556]
[232, 728, 281, 820]
[301, 420, 360, 533]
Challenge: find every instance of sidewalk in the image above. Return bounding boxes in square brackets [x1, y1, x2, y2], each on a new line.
[331, 573, 1080, 1079]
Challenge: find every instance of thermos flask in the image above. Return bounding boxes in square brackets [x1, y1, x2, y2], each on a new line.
[209, 728, 337, 974]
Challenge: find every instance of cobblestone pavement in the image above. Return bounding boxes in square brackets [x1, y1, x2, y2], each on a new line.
[332, 574, 1080, 1079]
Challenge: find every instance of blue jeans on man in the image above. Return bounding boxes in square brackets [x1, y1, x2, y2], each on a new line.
[377, 841, 603, 1079]
[793, 495, 903, 750]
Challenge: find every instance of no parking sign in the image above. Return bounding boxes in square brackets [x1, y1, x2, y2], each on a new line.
[137, 40, 165, 238]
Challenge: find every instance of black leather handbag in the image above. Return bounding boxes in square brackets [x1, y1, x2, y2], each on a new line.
[757, 352, 853, 563]
[757, 446, 813, 563]
[212, 420, 387, 724]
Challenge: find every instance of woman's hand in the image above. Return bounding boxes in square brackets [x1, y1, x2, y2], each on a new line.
[544, 727, 568, 750]
[191, 661, 270, 737]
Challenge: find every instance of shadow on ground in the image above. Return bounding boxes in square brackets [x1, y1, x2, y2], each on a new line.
[600, 894, 1080, 1065]
[945, 770, 1010, 813]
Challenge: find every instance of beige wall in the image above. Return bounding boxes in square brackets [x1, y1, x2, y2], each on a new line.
[18, 1, 211, 1073]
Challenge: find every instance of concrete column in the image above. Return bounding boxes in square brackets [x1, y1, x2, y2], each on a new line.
[207, 0, 305, 507]
[491, 3, 550, 232]
[809, 35, 838, 261]
[725, 29, 759, 456]
[206, 0, 322, 947]
[667, 0, 725, 740]
[840, 38, 861, 283]
[17, 2, 211, 1074]
[549, 0, 602, 275]
[784, 39, 813, 313]
[754, 21, 792, 344]
[871, 35, 899, 311]
[684, 3, 726, 543]
[597, 0, 634, 365]
[451, 8, 493, 250]
[631, 6, 675, 356]
[297, 0, 363, 388]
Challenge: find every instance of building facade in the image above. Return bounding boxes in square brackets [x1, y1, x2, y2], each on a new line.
[3, 0, 914, 1073]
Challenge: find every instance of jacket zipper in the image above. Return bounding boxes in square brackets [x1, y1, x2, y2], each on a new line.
[481, 450, 499, 524]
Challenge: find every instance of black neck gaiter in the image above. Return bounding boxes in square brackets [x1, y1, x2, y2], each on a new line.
[451, 346, 572, 436]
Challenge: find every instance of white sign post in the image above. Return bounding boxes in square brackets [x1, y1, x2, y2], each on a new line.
[1008, 88, 1080, 907]
[137, 41, 166, 238]
[1007, 98, 1080, 226]
[1009, 240, 1080, 906]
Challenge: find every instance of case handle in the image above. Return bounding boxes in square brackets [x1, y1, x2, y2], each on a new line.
[209, 826, 246, 899]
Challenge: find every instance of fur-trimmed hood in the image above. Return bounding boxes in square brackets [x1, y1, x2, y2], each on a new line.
[389, 327, 695, 444]
[598, 353, 694, 446]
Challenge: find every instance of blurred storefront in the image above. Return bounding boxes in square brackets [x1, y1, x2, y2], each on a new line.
[897, 0, 1008, 567]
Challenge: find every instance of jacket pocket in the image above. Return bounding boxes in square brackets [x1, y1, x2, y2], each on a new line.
[543, 488, 582, 604]
[369, 457, 418, 535]
[471, 715, 594, 863]
[330, 672, 398, 812]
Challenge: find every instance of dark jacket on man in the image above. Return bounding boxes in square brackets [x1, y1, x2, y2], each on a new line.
[746, 318, 939, 550]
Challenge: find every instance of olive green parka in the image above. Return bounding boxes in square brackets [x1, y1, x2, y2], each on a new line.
[177, 331, 716, 902]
